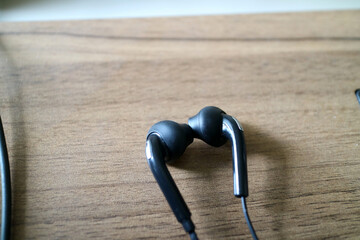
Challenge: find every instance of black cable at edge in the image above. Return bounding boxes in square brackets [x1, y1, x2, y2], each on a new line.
[355, 89, 360, 106]
[189, 231, 198, 240]
[0, 116, 11, 240]
[241, 197, 258, 240]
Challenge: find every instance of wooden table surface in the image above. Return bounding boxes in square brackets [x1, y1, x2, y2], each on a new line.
[0, 10, 359, 240]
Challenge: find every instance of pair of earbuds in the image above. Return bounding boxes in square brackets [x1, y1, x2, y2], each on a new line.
[145, 106, 258, 240]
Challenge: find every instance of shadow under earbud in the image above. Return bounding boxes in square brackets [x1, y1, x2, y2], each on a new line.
[243, 123, 289, 239]
[169, 140, 232, 172]
[169, 123, 289, 239]
[169, 141, 234, 238]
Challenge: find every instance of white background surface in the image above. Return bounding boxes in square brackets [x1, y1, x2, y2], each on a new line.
[1, 0, 360, 22]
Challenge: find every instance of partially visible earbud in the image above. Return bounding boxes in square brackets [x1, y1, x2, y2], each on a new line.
[188, 106, 248, 197]
[148, 120, 193, 161]
[146, 121, 198, 240]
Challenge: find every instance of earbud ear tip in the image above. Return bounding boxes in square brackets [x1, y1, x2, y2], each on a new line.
[148, 121, 194, 161]
[188, 106, 227, 147]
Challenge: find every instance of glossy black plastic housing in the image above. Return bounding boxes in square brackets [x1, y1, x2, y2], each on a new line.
[189, 106, 248, 197]
[146, 134, 196, 234]
[222, 115, 248, 197]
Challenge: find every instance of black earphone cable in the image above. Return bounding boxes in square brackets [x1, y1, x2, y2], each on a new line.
[241, 197, 258, 240]
[0, 116, 11, 240]
[189, 231, 198, 240]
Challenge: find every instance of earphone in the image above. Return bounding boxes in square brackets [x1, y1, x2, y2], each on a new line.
[146, 106, 258, 240]
[0, 116, 12, 240]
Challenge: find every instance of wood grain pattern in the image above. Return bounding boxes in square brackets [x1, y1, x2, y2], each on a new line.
[0, 10, 359, 239]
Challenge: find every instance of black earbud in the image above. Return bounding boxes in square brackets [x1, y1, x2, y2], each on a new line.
[188, 106, 248, 197]
[188, 106, 227, 147]
[146, 121, 197, 239]
[146, 107, 257, 240]
[148, 120, 193, 161]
